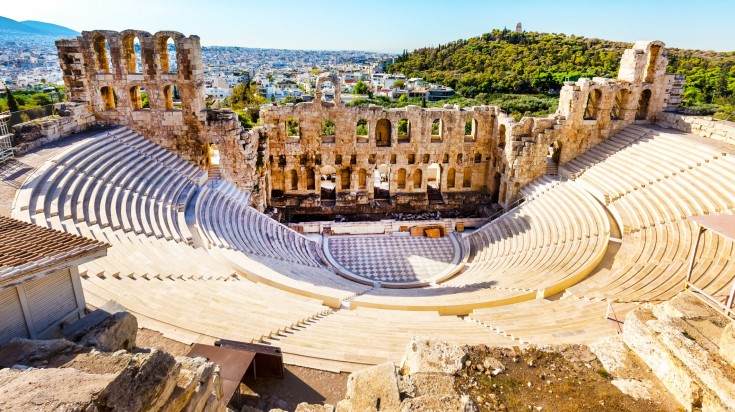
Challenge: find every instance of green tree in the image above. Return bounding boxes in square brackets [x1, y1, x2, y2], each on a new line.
[353, 81, 368, 95]
[393, 80, 405, 89]
[5, 87, 19, 112]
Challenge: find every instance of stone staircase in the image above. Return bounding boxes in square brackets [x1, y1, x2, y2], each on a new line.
[623, 291, 735, 411]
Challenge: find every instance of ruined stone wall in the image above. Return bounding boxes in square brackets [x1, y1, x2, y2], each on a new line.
[56, 30, 208, 164]
[11, 102, 95, 155]
[56, 30, 262, 209]
[656, 113, 735, 145]
[262, 76, 498, 214]
[495, 40, 673, 204]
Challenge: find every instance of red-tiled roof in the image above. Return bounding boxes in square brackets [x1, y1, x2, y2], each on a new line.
[0, 216, 109, 281]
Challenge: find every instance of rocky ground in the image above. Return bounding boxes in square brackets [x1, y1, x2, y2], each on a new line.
[455, 344, 681, 412]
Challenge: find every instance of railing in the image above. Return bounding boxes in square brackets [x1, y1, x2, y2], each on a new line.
[8, 104, 57, 127]
[685, 225, 735, 319]
[483, 195, 526, 223]
[605, 301, 624, 334]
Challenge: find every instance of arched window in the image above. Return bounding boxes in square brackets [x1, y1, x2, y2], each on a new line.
[306, 169, 315, 190]
[320, 165, 336, 200]
[157, 36, 178, 74]
[491, 172, 502, 203]
[636, 89, 652, 120]
[431, 119, 442, 142]
[129, 86, 142, 110]
[374, 164, 390, 199]
[356, 118, 369, 143]
[498, 124, 506, 149]
[340, 168, 351, 190]
[358, 169, 367, 189]
[463, 167, 472, 188]
[442, 154, 449, 163]
[612, 89, 630, 120]
[100, 86, 116, 110]
[584, 89, 603, 120]
[376, 119, 391, 147]
[447, 168, 456, 188]
[162, 84, 175, 110]
[122, 35, 142, 74]
[412, 169, 423, 189]
[474, 153, 482, 163]
[289, 169, 299, 190]
[464, 119, 477, 140]
[285, 118, 300, 137]
[93, 35, 112, 74]
[271, 169, 284, 197]
[456, 153, 463, 164]
[397, 119, 410, 143]
[321, 118, 335, 143]
[397, 168, 407, 189]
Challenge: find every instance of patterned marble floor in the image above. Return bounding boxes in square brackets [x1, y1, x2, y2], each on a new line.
[325, 235, 460, 284]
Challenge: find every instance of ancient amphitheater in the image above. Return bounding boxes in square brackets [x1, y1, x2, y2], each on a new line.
[3, 28, 735, 401]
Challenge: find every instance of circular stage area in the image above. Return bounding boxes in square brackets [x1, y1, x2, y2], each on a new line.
[322, 234, 463, 287]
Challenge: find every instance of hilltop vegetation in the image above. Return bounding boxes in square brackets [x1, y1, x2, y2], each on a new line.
[389, 29, 735, 119]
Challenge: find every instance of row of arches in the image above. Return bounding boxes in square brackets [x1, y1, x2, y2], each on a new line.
[99, 84, 178, 111]
[583, 88, 652, 121]
[283, 117, 479, 145]
[272, 164, 476, 197]
[92, 33, 179, 76]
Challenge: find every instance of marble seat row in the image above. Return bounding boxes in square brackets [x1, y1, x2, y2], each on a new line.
[349, 180, 609, 315]
[13, 127, 203, 244]
[195, 181, 321, 267]
[81, 272, 331, 346]
[263, 307, 514, 372]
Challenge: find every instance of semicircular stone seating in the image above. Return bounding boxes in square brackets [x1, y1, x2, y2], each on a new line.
[11, 124, 735, 372]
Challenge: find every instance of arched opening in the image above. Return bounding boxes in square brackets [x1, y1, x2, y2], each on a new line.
[373, 164, 390, 199]
[208, 143, 220, 179]
[158, 36, 178, 74]
[100, 86, 117, 110]
[129, 86, 143, 110]
[356, 119, 369, 143]
[93, 35, 112, 74]
[464, 119, 477, 141]
[271, 169, 284, 198]
[456, 153, 463, 164]
[306, 169, 315, 190]
[397, 119, 410, 143]
[427, 163, 442, 202]
[584, 89, 603, 120]
[122, 35, 142, 74]
[286, 118, 300, 138]
[498, 124, 506, 149]
[644, 45, 662, 83]
[612, 89, 630, 120]
[636, 89, 652, 120]
[376, 119, 391, 147]
[162, 84, 175, 110]
[442, 153, 449, 164]
[358, 169, 368, 189]
[431, 119, 442, 142]
[491, 172, 502, 203]
[547, 141, 562, 175]
[462, 167, 472, 188]
[397, 168, 407, 189]
[499, 181, 507, 204]
[289, 169, 299, 191]
[446, 168, 456, 188]
[340, 168, 352, 190]
[320, 165, 337, 201]
[412, 168, 423, 189]
[474, 153, 482, 163]
[321, 118, 335, 143]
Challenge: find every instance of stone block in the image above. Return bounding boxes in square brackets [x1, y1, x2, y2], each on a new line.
[399, 336, 466, 375]
[720, 322, 735, 369]
[78, 311, 138, 352]
[336, 362, 400, 412]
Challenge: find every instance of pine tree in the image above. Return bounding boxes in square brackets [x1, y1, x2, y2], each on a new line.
[5, 87, 19, 112]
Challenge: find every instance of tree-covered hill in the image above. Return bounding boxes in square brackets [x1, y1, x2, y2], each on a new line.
[389, 29, 735, 118]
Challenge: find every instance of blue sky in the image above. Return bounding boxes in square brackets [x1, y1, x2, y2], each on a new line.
[5, 0, 735, 52]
